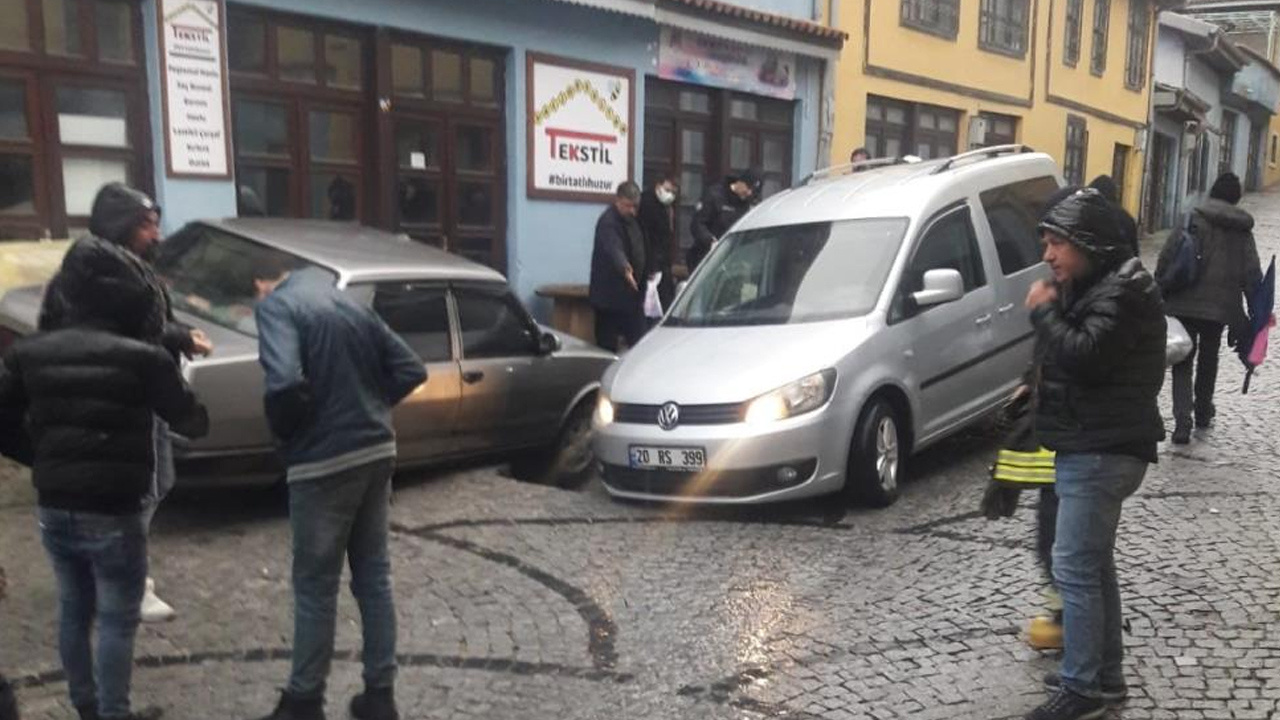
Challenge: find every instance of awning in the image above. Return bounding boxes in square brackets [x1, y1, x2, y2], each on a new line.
[1153, 83, 1212, 123]
[655, 0, 844, 61]
[538, 0, 654, 19]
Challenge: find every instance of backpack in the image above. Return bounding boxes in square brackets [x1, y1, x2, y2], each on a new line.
[1157, 212, 1203, 295]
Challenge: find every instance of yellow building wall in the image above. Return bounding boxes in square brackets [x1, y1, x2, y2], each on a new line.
[1267, 115, 1280, 188]
[830, 0, 1156, 217]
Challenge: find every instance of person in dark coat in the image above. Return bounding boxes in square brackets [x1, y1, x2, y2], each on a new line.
[39, 183, 213, 623]
[1022, 188, 1166, 720]
[589, 181, 646, 352]
[688, 170, 759, 273]
[637, 175, 679, 312]
[0, 238, 208, 720]
[1087, 175, 1139, 259]
[1156, 172, 1263, 443]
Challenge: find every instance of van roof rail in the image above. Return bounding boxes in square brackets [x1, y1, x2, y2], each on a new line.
[800, 155, 923, 186]
[930, 144, 1036, 175]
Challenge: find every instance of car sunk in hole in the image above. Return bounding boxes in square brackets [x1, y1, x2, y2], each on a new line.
[593, 146, 1063, 506]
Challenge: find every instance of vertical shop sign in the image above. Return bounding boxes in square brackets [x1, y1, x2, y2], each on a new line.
[157, 0, 232, 178]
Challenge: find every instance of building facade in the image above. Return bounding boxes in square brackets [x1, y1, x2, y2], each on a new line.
[829, 0, 1177, 220]
[0, 0, 843, 314]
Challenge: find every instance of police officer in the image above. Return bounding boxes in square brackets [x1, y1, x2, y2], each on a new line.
[688, 170, 760, 273]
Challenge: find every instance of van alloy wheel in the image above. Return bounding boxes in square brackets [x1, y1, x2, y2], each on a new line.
[846, 398, 903, 508]
[876, 415, 899, 492]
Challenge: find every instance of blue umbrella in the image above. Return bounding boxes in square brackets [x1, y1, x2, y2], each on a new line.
[1241, 255, 1275, 394]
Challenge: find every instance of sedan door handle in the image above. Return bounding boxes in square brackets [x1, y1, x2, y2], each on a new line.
[974, 314, 993, 326]
[462, 370, 485, 384]
[997, 303, 1016, 314]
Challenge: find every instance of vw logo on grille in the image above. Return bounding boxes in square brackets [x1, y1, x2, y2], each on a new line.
[657, 402, 680, 431]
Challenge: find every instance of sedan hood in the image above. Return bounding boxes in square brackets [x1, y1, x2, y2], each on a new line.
[607, 318, 872, 405]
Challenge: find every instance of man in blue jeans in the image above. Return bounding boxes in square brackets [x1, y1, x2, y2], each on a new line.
[1022, 189, 1166, 720]
[249, 259, 426, 720]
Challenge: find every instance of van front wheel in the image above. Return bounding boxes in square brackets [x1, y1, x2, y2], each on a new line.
[846, 399, 903, 508]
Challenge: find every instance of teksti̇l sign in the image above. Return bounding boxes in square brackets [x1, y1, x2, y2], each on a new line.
[527, 53, 635, 202]
[158, 0, 231, 178]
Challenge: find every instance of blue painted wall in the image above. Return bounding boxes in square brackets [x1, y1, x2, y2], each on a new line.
[142, 0, 828, 319]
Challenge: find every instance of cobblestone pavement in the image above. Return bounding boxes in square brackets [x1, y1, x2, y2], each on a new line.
[3, 189, 1280, 720]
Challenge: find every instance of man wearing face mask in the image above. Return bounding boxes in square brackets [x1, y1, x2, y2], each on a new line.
[637, 174, 679, 311]
[38, 183, 214, 626]
[688, 170, 760, 273]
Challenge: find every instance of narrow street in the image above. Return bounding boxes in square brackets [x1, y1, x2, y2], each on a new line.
[2, 187, 1279, 720]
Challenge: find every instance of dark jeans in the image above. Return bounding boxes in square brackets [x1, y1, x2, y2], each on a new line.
[1171, 317, 1224, 429]
[1053, 453, 1146, 699]
[286, 458, 397, 699]
[1036, 486, 1058, 581]
[38, 508, 148, 718]
[593, 306, 645, 353]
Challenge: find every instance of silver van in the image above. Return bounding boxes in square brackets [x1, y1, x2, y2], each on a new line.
[592, 146, 1062, 506]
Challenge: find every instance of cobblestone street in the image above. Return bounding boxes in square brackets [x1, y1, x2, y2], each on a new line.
[2, 188, 1279, 720]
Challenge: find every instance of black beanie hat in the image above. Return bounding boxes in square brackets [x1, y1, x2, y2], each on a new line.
[1209, 172, 1242, 205]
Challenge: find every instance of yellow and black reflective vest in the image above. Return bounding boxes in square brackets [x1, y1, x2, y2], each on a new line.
[991, 447, 1056, 487]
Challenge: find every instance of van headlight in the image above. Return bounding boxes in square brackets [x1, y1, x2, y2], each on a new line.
[744, 370, 836, 424]
[595, 394, 615, 426]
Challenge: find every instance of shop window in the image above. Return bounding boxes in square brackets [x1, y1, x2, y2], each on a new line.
[679, 89, 712, 114]
[0, 155, 36, 216]
[865, 96, 909, 159]
[1063, 0, 1083, 67]
[456, 125, 492, 171]
[309, 111, 356, 163]
[1091, 0, 1109, 76]
[1112, 144, 1129, 201]
[978, 0, 1029, 56]
[228, 13, 267, 75]
[235, 100, 290, 158]
[392, 44, 424, 97]
[277, 26, 316, 84]
[900, 0, 958, 38]
[324, 35, 362, 90]
[0, 0, 29, 50]
[470, 57, 497, 105]
[730, 99, 758, 121]
[431, 50, 463, 102]
[980, 112, 1018, 147]
[43, 0, 82, 57]
[1125, 0, 1150, 90]
[0, 81, 28, 139]
[238, 166, 291, 217]
[1064, 115, 1087, 186]
[1220, 113, 1237, 178]
[96, 1, 135, 65]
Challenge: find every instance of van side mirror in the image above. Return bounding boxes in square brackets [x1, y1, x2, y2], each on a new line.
[911, 269, 965, 308]
[538, 331, 562, 355]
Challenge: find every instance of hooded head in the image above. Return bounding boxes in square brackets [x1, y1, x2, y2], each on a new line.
[1087, 175, 1120, 204]
[1209, 172, 1243, 205]
[58, 238, 166, 341]
[88, 183, 162, 262]
[1037, 188, 1131, 284]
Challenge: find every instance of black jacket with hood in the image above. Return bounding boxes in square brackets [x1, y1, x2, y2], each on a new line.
[0, 239, 209, 514]
[1156, 198, 1263, 327]
[688, 173, 758, 272]
[1031, 190, 1166, 457]
[38, 183, 195, 359]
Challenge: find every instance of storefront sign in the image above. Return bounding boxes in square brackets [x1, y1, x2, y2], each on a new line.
[657, 28, 797, 101]
[527, 53, 634, 202]
[157, 0, 231, 178]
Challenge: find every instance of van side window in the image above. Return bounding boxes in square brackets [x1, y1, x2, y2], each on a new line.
[905, 205, 986, 296]
[980, 176, 1059, 275]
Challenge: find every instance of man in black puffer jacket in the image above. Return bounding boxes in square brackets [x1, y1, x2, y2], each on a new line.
[1021, 189, 1165, 720]
[0, 238, 208, 720]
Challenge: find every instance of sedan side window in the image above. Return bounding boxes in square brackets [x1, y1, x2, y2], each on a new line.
[371, 283, 452, 363]
[980, 176, 1059, 275]
[455, 288, 538, 359]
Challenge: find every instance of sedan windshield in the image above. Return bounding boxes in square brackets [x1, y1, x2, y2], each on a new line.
[154, 225, 336, 337]
[666, 218, 908, 327]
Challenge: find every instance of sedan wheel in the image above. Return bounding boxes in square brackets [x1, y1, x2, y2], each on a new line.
[846, 399, 904, 508]
[511, 400, 596, 490]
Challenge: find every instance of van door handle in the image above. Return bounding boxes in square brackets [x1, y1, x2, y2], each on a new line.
[462, 370, 485, 384]
[997, 303, 1016, 314]
[974, 314, 993, 326]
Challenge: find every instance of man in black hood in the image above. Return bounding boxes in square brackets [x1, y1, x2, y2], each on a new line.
[1020, 189, 1165, 720]
[39, 183, 214, 624]
[688, 169, 760, 272]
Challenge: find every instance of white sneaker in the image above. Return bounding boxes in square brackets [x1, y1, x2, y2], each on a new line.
[141, 577, 176, 623]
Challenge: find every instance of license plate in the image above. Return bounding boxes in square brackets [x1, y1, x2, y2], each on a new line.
[629, 445, 706, 471]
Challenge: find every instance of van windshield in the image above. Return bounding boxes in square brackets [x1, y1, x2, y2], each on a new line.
[666, 218, 908, 327]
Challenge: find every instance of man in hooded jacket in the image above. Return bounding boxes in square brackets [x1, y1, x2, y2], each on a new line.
[688, 170, 759, 272]
[38, 183, 214, 623]
[1022, 189, 1165, 720]
[1156, 172, 1263, 443]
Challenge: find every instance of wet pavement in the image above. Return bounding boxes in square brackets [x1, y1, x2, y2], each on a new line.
[2, 189, 1280, 719]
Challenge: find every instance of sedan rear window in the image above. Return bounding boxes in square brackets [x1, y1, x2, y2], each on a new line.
[154, 225, 336, 337]
[667, 218, 908, 327]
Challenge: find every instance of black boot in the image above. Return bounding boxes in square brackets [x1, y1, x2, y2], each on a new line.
[75, 705, 101, 720]
[1171, 425, 1191, 445]
[101, 707, 164, 720]
[252, 692, 325, 720]
[350, 687, 398, 720]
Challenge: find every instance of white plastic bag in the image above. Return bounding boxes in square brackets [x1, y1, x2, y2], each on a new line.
[1166, 316, 1193, 367]
[643, 273, 664, 319]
